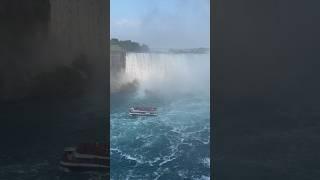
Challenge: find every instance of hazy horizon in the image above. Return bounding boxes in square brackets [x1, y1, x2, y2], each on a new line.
[111, 0, 210, 49]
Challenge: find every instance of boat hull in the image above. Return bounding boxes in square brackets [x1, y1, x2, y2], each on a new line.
[60, 161, 108, 172]
[128, 112, 157, 116]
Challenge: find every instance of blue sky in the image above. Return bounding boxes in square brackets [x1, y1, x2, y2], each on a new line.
[111, 0, 210, 49]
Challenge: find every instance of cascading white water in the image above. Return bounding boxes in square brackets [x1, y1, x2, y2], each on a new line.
[124, 52, 210, 97]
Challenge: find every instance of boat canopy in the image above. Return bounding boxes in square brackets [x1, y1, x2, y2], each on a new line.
[132, 107, 157, 111]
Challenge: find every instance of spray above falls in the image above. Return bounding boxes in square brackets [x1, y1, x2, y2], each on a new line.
[112, 52, 210, 97]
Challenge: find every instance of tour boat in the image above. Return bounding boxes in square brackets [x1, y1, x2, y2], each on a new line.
[128, 106, 157, 116]
[60, 143, 108, 172]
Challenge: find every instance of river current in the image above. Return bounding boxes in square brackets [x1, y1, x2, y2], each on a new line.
[110, 52, 210, 179]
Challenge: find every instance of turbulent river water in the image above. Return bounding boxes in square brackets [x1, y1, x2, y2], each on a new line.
[110, 52, 210, 180]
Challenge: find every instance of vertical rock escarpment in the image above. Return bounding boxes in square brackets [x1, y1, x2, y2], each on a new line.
[110, 45, 126, 76]
[110, 44, 126, 92]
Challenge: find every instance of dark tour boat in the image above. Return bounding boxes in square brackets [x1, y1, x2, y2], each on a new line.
[60, 143, 109, 172]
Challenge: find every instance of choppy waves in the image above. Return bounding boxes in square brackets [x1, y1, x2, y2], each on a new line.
[110, 95, 210, 179]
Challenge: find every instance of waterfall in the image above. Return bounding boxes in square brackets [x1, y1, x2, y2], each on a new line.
[123, 52, 210, 96]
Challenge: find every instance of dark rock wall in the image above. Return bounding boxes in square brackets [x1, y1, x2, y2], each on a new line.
[110, 46, 127, 93]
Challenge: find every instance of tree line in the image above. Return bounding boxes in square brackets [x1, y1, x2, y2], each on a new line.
[110, 38, 149, 52]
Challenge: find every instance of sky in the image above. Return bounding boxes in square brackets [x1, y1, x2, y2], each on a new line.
[110, 0, 210, 49]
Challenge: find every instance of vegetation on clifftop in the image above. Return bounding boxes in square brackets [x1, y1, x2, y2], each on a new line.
[110, 38, 149, 52]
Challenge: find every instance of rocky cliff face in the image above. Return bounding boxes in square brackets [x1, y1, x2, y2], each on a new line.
[110, 45, 126, 76]
[110, 45, 127, 93]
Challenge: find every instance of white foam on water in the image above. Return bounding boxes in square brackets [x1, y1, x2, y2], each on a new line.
[200, 157, 210, 168]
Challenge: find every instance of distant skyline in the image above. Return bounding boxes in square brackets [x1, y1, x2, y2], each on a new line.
[111, 0, 210, 49]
